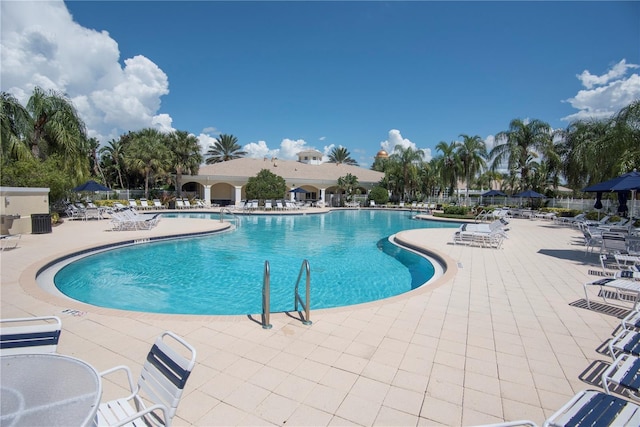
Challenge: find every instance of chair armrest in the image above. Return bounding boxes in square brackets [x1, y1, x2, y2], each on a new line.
[99, 365, 137, 398]
[110, 403, 170, 427]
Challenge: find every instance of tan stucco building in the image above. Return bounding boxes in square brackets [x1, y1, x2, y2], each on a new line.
[181, 155, 384, 206]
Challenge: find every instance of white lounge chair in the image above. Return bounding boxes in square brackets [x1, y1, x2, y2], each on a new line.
[543, 389, 640, 426]
[153, 199, 165, 209]
[182, 198, 192, 209]
[0, 234, 21, 251]
[139, 198, 152, 210]
[96, 331, 196, 427]
[602, 353, 640, 402]
[175, 199, 185, 209]
[0, 316, 62, 356]
[128, 199, 139, 209]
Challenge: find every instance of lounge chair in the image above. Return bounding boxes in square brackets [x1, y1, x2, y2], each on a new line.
[175, 199, 185, 209]
[609, 329, 640, 359]
[153, 199, 166, 209]
[623, 307, 640, 332]
[128, 199, 139, 209]
[96, 331, 196, 427]
[542, 389, 640, 426]
[602, 232, 630, 255]
[0, 234, 21, 251]
[139, 198, 152, 210]
[602, 353, 640, 402]
[182, 198, 192, 209]
[265, 201, 273, 211]
[0, 316, 62, 356]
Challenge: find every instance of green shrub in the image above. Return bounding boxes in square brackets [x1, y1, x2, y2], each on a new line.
[368, 186, 389, 204]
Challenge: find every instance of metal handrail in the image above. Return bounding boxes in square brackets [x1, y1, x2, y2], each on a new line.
[294, 259, 312, 325]
[220, 207, 240, 226]
[262, 261, 272, 329]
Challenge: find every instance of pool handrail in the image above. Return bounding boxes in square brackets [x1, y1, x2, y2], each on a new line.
[294, 259, 312, 325]
[262, 261, 272, 329]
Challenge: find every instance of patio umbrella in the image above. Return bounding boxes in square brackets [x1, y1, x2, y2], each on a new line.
[512, 189, 545, 198]
[288, 187, 307, 193]
[481, 190, 507, 197]
[582, 171, 640, 192]
[72, 180, 111, 192]
[481, 189, 507, 205]
[583, 171, 640, 217]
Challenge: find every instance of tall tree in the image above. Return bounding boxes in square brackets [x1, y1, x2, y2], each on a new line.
[0, 92, 32, 162]
[124, 128, 170, 198]
[205, 134, 246, 164]
[456, 134, 487, 202]
[489, 119, 553, 189]
[389, 145, 424, 201]
[167, 130, 203, 197]
[1, 87, 90, 180]
[328, 146, 358, 165]
[336, 173, 359, 203]
[434, 141, 461, 198]
[99, 138, 126, 189]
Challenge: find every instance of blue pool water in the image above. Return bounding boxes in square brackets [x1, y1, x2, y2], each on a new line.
[53, 210, 458, 315]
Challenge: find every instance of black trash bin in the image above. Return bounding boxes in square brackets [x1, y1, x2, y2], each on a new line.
[168, 200, 176, 209]
[31, 213, 52, 234]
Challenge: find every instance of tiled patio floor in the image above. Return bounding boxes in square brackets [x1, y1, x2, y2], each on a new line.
[0, 211, 626, 426]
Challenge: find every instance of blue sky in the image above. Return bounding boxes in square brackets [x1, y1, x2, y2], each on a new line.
[2, 1, 639, 167]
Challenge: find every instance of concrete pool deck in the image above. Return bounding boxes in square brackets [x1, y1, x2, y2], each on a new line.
[0, 210, 626, 426]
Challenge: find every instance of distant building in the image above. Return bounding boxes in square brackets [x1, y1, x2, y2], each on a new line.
[296, 149, 324, 165]
[181, 155, 384, 206]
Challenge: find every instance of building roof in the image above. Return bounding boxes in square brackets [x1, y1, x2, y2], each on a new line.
[196, 157, 384, 186]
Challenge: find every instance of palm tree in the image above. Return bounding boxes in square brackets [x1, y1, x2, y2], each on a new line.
[27, 88, 89, 179]
[389, 145, 424, 201]
[205, 134, 246, 164]
[489, 119, 553, 190]
[328, 146, 358, 165]
[456, 134, 487, 203]
[336, 173, 359, 204]
[167, 130, 203, 197]
[434, 141, 461, 199]
[0, 92, 32, 162]
[1, 87, 90, 180]
[99, 138, 126, 189]
[124, 128, 170, 198]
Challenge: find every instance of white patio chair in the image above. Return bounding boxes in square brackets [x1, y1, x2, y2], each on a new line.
[0, 316, 62, 356]
[97, 331, 196, 427]
[153, 199, 166, 209]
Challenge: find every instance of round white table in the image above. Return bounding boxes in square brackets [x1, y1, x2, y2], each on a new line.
[1, 353, 102, 427]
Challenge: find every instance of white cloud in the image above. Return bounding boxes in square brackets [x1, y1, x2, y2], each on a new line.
[563, 59, 640, 123]
[241, 138, 313, 160]
[0, 0, 171, 144]
[577, 59, 637, 89]
[243, 140, 277, 159]
[379, 129, 432, 161]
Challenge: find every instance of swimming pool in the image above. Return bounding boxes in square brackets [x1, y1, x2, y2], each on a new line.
[51, 210, 458, 315]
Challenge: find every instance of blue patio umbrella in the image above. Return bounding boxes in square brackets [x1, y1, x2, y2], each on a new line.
[512, 189, 545, 198]
[481, 190, 507, 197]
[481, 189, 507, 205]
[72, 180, 111, 192]
[582, 171, 640, 192]
[288, 187, 307, 193]
[583, 171, 640, 216]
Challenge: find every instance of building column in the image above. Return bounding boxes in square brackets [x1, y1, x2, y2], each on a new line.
[203, 185, 212, 206]
[234, 186, 242, 206]
[320, 188, 326, 202]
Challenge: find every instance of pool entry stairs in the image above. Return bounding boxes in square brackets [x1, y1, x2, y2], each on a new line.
[261, 259, 312, 329]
